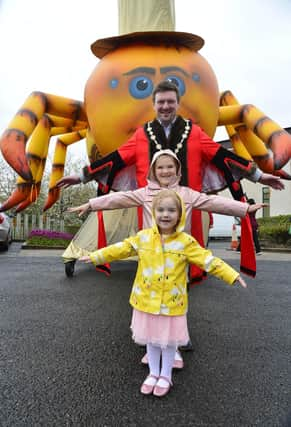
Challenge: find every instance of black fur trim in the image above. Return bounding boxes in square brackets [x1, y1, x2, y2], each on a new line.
[211, 147, 251, 200]
[240, 265, 256, 278]
[144, 116, 192, 186]
[95, 264, 111, 276]
[83, 151, 126, 193]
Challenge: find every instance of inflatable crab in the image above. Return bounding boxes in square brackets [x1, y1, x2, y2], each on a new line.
[0, 29, 291, 212]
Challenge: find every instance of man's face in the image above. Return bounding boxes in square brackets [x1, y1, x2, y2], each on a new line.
[153, 90, 179, 126]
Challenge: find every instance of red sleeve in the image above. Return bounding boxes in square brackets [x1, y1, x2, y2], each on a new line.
[199, 127, 220, 162]
[81, 129, 140, 190]
[117, 130, 138, 166]
[186, 124, 220, 192]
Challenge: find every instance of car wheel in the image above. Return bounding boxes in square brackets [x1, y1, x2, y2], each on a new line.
[2, 237, 9, 251]
[65, 260, 76, 277]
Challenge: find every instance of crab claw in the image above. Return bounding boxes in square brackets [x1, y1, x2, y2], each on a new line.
[14, 184, 41, 212]
[269, 130, 291, 171]
[0, 183, 33, 212]
[0, 129, 32, 181]
[254, 155, 291, 180]
[273, 169, 291, 180]
[43, 187, 61, 211]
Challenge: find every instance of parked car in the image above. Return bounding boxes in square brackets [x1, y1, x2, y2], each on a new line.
[0, 212, 12, 250]
[209, 214, 241, 239]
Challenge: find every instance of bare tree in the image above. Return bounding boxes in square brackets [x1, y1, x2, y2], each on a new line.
[0, 153, 17, 203]
[0, 151, 97, 222]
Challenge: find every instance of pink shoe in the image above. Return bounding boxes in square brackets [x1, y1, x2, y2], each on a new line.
[140, 374, 159, 395]
[141, 353, 148, 365]
[173, 350, 184, 369]
[153, 376, 173, 397]
[141, 352, 184, 369]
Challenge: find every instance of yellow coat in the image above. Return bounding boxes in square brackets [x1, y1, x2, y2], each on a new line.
[89, 194, 239, 316]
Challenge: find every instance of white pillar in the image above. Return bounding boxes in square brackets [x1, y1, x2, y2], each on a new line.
[38, 214, 43, 230]
[31, 214, 36, 231]
[24, 214, 29, 239]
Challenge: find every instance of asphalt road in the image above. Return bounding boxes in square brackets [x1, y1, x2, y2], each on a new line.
[0, 243, 290, 427]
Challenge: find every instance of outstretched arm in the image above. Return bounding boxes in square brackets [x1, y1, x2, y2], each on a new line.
[56, 149, 127, 191]
[232, 165, 285, 190]
[79, 238, 137, 266]
[67, 188, 144, 217]
[57, 134, 139, 191]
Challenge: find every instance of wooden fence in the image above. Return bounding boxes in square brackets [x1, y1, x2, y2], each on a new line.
[11, 213, 65, 240]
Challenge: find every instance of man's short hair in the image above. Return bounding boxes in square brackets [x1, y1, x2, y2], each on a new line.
[152, 80, 180, 103]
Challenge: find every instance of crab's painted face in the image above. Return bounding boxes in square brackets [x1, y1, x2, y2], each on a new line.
[85, 44, 219, 158]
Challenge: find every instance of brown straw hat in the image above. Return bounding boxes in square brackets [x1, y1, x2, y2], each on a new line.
[91, 31, 204, 58]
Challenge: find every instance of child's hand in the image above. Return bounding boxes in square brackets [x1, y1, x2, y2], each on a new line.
[67, 203, 90, 217]
[79, 256, 92, 263]
[236, 275, 247, 288]
[248, 203, 268, 214]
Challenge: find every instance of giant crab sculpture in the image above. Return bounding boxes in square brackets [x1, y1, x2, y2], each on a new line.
[0, 28, 291, 213]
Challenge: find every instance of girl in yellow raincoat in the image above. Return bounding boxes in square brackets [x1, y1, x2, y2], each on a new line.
[80, 189, 247, 397]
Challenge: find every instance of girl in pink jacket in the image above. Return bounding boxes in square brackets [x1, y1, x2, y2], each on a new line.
[68, 149, 263, 229]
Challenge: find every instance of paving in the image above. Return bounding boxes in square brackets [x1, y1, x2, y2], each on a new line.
[0, 242, 290, 427]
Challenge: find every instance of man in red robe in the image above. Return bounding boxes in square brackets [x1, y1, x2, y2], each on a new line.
[58, 80, 284, 281]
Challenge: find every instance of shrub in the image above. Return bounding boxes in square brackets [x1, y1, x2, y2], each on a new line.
[26, 229, 74, 248]
[258, 215, 291, 246]
[29, 229, 73, 240]
[64, 225, 81, 236]
[26, 236, 71, 248]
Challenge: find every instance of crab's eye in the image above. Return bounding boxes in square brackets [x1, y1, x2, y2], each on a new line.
[165, 76, 185, 96]
[109, 78, 119, 89]
[192, 73, 201, 83]
[129, 76, 154, 99]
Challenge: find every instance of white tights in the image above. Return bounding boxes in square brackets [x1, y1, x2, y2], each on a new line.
[146, 343, 176, 381]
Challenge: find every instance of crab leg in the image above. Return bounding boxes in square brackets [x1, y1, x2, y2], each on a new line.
[0, 114, 52, 211]
[218, 90, 291, 177]
[0, 92, 87, 180]
[44, 129, 86, 211]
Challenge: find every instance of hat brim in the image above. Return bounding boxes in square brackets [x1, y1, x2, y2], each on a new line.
[91, 31, 204, 59]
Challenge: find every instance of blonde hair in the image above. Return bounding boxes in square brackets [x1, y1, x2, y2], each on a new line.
[152, 189, 182, 220]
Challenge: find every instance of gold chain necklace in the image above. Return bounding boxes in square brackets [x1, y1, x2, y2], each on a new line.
[146, 119, 191, 154]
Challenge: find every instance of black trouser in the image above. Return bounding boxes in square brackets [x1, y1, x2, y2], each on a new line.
[252, 229, 261, 253]
[236, 229, 261, 253]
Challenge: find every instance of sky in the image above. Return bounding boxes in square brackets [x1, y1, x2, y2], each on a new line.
[0, 0, 291, 161]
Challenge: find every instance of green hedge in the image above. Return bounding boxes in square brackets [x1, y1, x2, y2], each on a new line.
[258, 215, 291, 246]
[64, 225, 80, 235]
[25, 236, 71, 248]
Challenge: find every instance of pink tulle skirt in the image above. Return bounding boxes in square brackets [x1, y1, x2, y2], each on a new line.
[130, 308, 189, 348]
